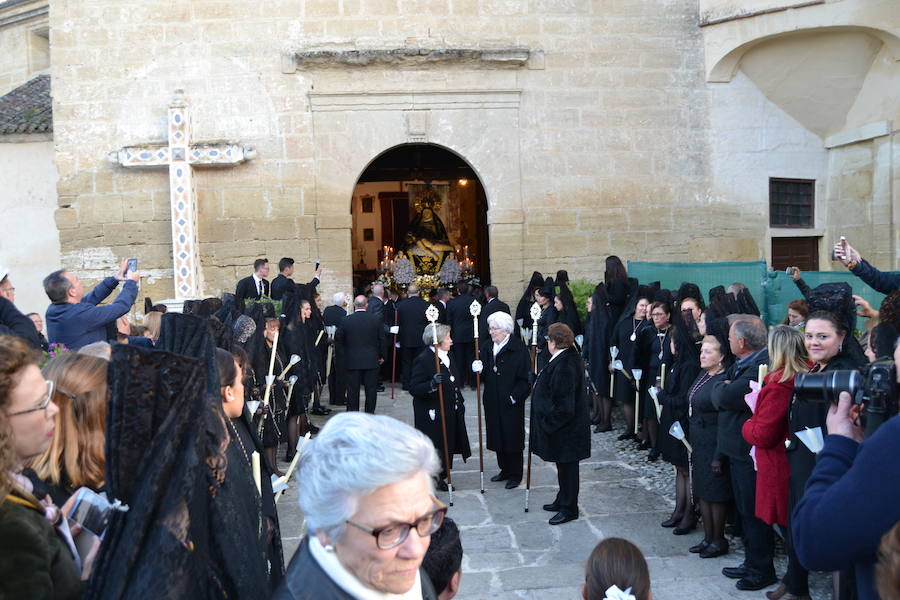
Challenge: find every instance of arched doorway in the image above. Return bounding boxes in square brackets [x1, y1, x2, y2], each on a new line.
[349, 144, 490, 294]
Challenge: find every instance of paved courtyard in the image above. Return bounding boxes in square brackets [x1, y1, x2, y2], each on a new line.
[275, 387, 820, 599]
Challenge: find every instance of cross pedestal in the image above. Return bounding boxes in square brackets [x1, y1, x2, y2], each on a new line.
[108, 89, 256, 301]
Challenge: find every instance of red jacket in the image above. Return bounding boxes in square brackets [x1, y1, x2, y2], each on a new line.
[741, 370, 792, 526]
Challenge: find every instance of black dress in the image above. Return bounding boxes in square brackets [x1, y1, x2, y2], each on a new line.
[610, 317, 650, 405]
[689, 371, 732, 503]
[657, 359, 701, 468]
[636, 325, 671, 419]
[480, 336, 531, 453]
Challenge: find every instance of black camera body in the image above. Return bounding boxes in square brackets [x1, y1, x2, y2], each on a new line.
[794, 360, 898, 437]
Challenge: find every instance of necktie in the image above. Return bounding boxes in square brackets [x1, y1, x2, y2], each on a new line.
[258, 280, 262, 297]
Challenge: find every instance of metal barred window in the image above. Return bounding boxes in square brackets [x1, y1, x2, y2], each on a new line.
[769, 178, 814, 228]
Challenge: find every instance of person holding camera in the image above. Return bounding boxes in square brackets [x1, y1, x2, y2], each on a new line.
[833, 238, 900, 295]
[792, 340, 900, 600]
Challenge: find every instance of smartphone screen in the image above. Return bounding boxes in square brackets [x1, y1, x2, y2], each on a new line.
[126, 258, 138, 273]
[69, 488, 112, 537]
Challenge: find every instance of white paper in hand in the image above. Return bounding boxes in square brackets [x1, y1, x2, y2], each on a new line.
[246, 400, 260, 414]
[649, 387, 659, 402]
[265, 375, 276, 386]
[575, 334, 584, 347]
[668, 421, 686, 440]
[429, 409, 436, 421]
[796, 427, 825, 454]
[271, 474, 288, 494]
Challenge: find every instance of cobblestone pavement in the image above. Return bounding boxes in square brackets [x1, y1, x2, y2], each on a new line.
[276, 387, 829, 599]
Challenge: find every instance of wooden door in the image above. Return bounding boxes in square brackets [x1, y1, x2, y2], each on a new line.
[772, 236, 819, 271]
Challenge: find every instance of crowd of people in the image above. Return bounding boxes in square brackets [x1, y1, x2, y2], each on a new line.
[0, 237, 899, 599]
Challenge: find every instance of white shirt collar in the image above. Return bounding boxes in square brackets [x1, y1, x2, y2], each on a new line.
[548, 346, 567, 364]
[309, 536, 423, 600]
[252, 273, 263, 284]
[492, 334, 510, 356]
[430, 346, 451, 368]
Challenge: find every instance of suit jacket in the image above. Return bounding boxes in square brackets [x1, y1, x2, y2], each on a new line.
[446, 293, 476, 343]
[479, 298, 511, 344]
[269, 275, 294, 301]
[530, 347, 591, 464]
[711, 348, 769, 462]
[396, 296, 430, 348]
[480, 336, 530, 452]
[322, 305, 347, 328]
[235, 275, 269, 301]
[336, 310, 384, 370]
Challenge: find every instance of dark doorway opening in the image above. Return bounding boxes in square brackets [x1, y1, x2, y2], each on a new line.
[772, 236, 819, 272]
[350, 144, 490, 294]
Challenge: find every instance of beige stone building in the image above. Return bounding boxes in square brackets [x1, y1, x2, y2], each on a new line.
[1, 0, 897, 307]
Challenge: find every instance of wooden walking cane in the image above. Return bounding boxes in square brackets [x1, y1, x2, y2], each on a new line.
[391, 311, 399, 399]
[524, 301, 541, 513]
[425, 305, 454, 506]
[470, 300, 485, 493]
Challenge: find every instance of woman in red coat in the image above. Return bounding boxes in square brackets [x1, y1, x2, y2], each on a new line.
[742, 325, 808, 526]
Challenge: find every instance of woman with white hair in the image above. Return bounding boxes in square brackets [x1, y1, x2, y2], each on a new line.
[475, 310, 531, 489]
[272, 412, 443, 599]
[408, 323, 471, 492]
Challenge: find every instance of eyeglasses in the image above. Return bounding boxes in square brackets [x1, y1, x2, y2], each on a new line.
[7, 380, 54, 417]
[345, 495, 448, 550]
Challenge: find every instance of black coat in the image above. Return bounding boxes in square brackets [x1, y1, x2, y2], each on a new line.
[235, 275, 269, 301]
[529, 347, 591, 464]
[397, 296, 431, 348]
[270, 275, 294, 301]
[408, 348, 471, 462]
[480, 336, 531, 453]
[322, 305, 346, 328]
[610, 317, 650, 402]
[446, 293, 476, 342]
[657, 359, 701, 468]
[711, 348, 769, 462]
[336, 311, 384, 370]
[479, 298, 511, 345]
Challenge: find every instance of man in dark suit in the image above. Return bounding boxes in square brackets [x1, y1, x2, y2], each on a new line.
[446, 283, 477, 388]
[323, 292, 349, 406]
[270, 257, 295, 301]
[366, 283, 392, 391]
[235, 258, 270, 303]
[479, 285, 512, 345]
[336, 295, 385, 413]
[434, 287, 451, 325]
[396, 284, 430, 391]
[711, 316, 775, 592]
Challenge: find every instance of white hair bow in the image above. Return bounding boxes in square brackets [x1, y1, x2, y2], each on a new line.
[604, 585, 636, 600]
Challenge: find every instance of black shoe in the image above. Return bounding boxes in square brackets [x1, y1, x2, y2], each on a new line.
[595, 424, 612, 433]
[285, 452, 295, 463]
[308, 424, 320, 435]
[617, 432, 635, 441]
[638, 440, 651, 451]
[542, 501, 561, 512]
[699, 542, 729, 559]
[505, 479, 521, 489]
[549, 511, 577, 525]
[435, 479, 449, 492]
[673, 522, 696, 535]
[647, 448, 661, 462]
[736, 574, 778, 591]
[722, 565, 748, 580]
[330, 399, 347, 406]
[310, 407, 331, 416]
[377, 385, 385, 392]
[689, 540, 710, 554]
[490, 472, 507, 482]
[661, 516, 681, 528]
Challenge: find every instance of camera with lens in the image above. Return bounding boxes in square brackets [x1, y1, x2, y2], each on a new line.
[794, 359, 898, 437]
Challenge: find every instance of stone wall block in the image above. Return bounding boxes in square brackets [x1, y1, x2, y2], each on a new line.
[223, 188, 267, 219]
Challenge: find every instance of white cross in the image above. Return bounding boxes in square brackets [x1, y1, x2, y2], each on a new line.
[107, 89, 256, 300]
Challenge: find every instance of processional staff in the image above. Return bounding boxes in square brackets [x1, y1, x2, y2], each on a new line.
[524, 301, 541, 513]
[391, 311, 399, 399]
[470, 299, 485, 494]
[425, 304, 454, 506]
[258, 328, 280, 440]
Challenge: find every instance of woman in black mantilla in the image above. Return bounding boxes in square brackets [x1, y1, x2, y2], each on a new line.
[216, 347, 284, 594]
[535, 277, 558, 371]
[656, 310, 701, 534]
[408, 323, 471, 491]
[610, 287, 653, 441]
[515, 271, 544, 331]
[636, 298, 673, 459]
[282, 292, 321, 458]
[247, 314, 290, 476]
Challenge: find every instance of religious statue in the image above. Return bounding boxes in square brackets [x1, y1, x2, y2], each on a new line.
[405, 185, 455, 275]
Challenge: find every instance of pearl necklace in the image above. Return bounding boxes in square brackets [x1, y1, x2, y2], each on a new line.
[688, 368, 723, 417]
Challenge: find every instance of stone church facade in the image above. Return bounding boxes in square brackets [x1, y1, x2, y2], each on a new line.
[1, 0, 897, 307]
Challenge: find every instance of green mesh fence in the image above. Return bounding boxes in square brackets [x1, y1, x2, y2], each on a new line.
[627, 260, 898, 328]
[628, 260, 768, 320]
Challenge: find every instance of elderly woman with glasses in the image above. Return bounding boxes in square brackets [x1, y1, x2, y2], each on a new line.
[273, 412, 444, 599]
[474, 311, 531, 489]
[0, 335, 88, 599]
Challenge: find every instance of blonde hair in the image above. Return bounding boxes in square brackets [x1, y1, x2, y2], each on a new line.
[29, 353, 108, 491]
[768, 325, 809, 383]
[143, 311, 162, 341]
